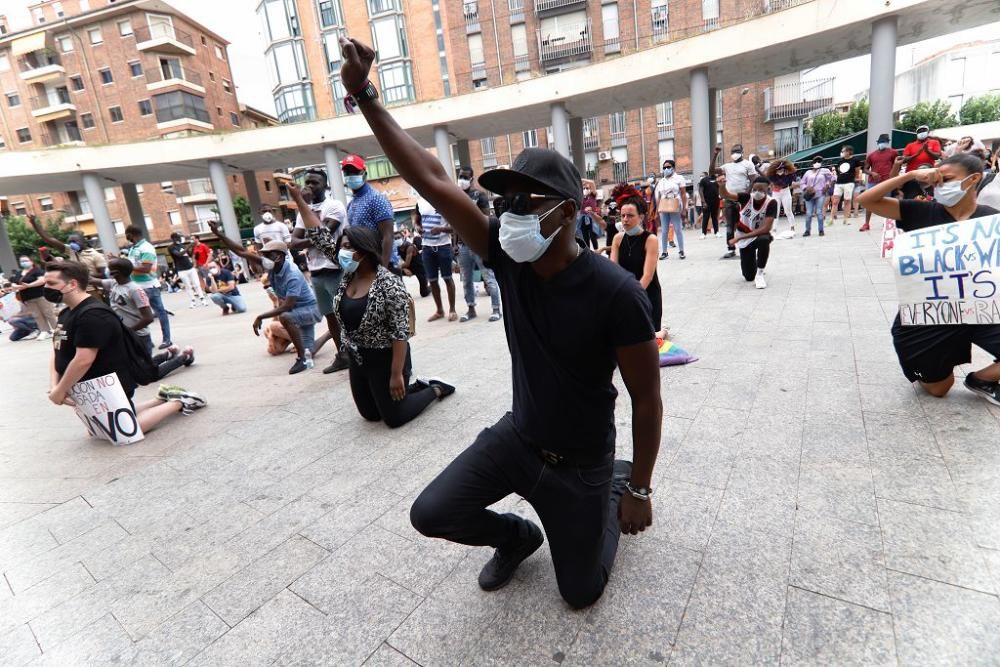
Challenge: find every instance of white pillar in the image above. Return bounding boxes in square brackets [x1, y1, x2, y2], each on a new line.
[207, 160, 241, 242]
[434, 126, 454, 180]
[690, 68, 711, 183]
[242, 170, 263, 215]
[868, 16, 897, 152]
[323, 145, 348, 204]
[550, 102, 570, 159]
[456, 139, 472, 171]
[0, 219, 16, 273]
[81, 172, 118, 253]
[121, 183, 148, 238]
[569, 117, 585, 174]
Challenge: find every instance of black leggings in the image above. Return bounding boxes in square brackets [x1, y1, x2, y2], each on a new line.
[348, 344, 437, 428]
[581, 225, 600, 250]
[702, 199, 719, 234]
[739, 236, 771, 280]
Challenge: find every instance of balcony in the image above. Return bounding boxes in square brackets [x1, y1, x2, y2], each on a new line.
[583, 118, 599, 150]
[134, 24, 196, 56]
[62, 204, 94, 225]
[464, 1, 480, 33]
[534, 0, 586, 17]
[764, 77, 835, 122]
[19, 52, 64, 84]
[146, 66, 205, 94]
[514, 54, 531, 73]
[41, 126, 84, 147]
[174, 179, 216, 204]
[538, 21, 592, 65]
[30, 90, 76, 120]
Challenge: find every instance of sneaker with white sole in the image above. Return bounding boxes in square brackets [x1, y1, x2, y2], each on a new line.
[157, 384, 187, 401]
[169, 391, 207, 415]
[36, 331, 52, 341]
[755, 271, 767, 289]
[964, 373, 1000, 406]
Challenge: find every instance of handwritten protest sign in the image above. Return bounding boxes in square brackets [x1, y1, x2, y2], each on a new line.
[880, 218, 897, 259]
[69, 372, 145, 445]
[895, 213, 1000, 326]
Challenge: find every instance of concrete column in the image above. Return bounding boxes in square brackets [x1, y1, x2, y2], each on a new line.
[207, 160, 241, 243]
[550, 102, 570, 159]
[0, 219, 16, 274]
[456, 139, 472, 171]
[323, 145, 348, 204]
[121, 183, 148, 238]
[569, 117, 585, 174]
[690, 68, 711, 183]
[434, 126, 454, 180]
[867, 16, 897, 152]
[242, 171, 263, 217]
[708, 86, 719, 157]
[81, 172, 118, 254]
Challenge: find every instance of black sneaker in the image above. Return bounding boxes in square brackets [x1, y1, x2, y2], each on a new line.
[964, 373, 1000, 406]
[802, 231, 811, 237]
[721, 250, 736, 259]
[288, 357, 311, 375]
[158, 341, 173, 350]
[427, 378, 456, 400]
[478, 519, 544, 592]
[658, 253, 667, 260]
[679, 251, 686, 260]
[323, 351, 349, 374]
[819, 231, 825, 236]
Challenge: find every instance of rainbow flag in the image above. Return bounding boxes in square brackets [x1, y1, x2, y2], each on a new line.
[657, 337, 698, 367]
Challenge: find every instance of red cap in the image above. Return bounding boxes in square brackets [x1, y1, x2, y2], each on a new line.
[340, 154, 366, 171]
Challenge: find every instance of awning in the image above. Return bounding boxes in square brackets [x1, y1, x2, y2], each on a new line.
[11, 32, 47, 56]
[786, 129, 917, 167]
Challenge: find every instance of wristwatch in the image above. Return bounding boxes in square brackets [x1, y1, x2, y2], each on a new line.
[345, 79, 379, 112]
[625, 481, 654, 501]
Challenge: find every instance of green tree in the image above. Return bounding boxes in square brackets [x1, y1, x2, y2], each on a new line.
[959, 93, 1000, 125]
[808, 112, 846, 144]
[896, 100, 957, 132]
[4, 216, 71, 259]
[232, 196, 253, 230]
[844, 99, 869, 133]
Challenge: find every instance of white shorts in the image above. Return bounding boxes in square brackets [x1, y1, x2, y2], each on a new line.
[834, 182, 855, 200]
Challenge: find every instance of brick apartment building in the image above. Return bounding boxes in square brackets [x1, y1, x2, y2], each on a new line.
[258, 0, 828, 200]
[0, 0, 281, 243]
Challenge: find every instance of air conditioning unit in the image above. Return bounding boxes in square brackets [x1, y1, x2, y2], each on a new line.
[597, 151, 612, 161]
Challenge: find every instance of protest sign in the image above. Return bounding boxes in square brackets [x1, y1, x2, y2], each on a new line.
[895, 213, 1000, 326]
[880, 218, 897, 259]
[0, 292, 21, 322]
[69, 372, 145, 445]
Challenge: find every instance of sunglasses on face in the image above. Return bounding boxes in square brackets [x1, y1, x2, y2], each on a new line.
[501, 193, 564, 216]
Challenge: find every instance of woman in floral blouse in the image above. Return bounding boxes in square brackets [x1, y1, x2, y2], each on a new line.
[290, 184, 455, 427]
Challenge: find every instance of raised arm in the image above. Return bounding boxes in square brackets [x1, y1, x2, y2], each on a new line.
[28, 215, 68, 253]
[339, 37, 489, 257]
[857, 170, 935, 221]
[208, 220, 263, 270]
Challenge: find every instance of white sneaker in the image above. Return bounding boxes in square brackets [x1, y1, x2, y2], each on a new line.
[755, 272, 767, 289]
[715, 232, 722, 238]
[699, 233, 706, 240]
[36, 331, 52, 341]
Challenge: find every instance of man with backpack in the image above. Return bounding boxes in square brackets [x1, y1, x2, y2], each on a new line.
[44, 261, 206, 430]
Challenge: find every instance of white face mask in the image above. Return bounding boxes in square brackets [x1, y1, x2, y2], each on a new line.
[917, 131, 929, 140]
[498, 201, 565, 263]
[615, 221, 624, 233]
[261, 212, 274, 223]
[933, 175, 972, 207]
[261, 257, 275, 271]
[731, 152, 742, 161]
[457, 178, 471, 190]
[812, 162, 822, 169]
[625, 223, 643, 236]
[751, 191, 766, 201]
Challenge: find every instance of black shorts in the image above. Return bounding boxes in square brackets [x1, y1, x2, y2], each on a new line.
[892, 319, 1000, 383]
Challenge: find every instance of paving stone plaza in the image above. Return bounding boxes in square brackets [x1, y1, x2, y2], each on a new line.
[1, 224, 999, 666]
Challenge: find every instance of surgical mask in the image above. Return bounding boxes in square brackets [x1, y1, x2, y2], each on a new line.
[917, 131, 928, 140]
[209, 268, 219, 276]
[498, 202, 564, 263]
[457, 178, 471, 190]
[812, 162, 822, 169]
[345, 175, 365, 190]
[261, 212, 275, 223]
[43, 286, 66, 304]
[752, 191, 766, 201]
[877, 142, 889, 150]
[663, 168, 674, 176]
[731, 152, 743, 161]
[647, 177, 655, 185]
[68, 242, 81, 252]
[933, 176, 972, 207]
[261, 257, 275, 272]
[615, 222, 624, 233]
[625, 224, 643, 236]
[19, 259, 32, 269]
[338, 248, 359, 273]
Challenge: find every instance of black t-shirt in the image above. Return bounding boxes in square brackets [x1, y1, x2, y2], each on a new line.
[15, 267, 44, 300]
[700, 176, 720, 202]
[399, 241, 424, 274]
[485, 220, 655, 454]
[167, 243, 194, 271]
[835, 157, 862, 185]
[896, 200, 997, 232]
[215, 268, 240, 296]
[340, 294, 368, 332]
[53, 298, 136, 397]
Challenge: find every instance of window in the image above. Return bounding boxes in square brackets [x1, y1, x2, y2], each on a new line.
[511, 23, 528, 60]
[258, 0, 300, 41]
[70, 75, 84, 91]
[160, 181, 174, 192]
[57, 34, 73, 52]
[468, 33, 485, 67]
[366, 156, 399, 180]
[222, 79, 232, 94]
[651, 0, 668, 40]
[192, 205, 216, 233]
[379, 61, 414, 105]
[16, 128, 32, 143]
[53, 2, 65, 18]
[367, 0, 400, 14]
[80, 0, 90, 9]
[0, 54, 8, 71]
[230, 112, 240, 126]
[267, 41, 310, 88]
[154, 90, 210, 124]
[611, 146, 628, 181]
[99, 68, 113, 84]
[214, 45, 225, 60]
[209, 72, 216, 82]
[609, 111, 626, 136]
[602, 2, 619, 48]
[656, 101, 673, 127]
[318, 0, 339, 27]
[104, 187, 116, 201]
[948, 94, 964, 115]
[113, 220, 125, 235]
[33, 8, 44, 24]
[657, 139, 674, 165]
[371, 14, 407, 60]
[136, 184, 144, 193]
[118, 19, 132, 36]
[88, 27, 103, 45]
[584, 151, 597, 180]
[6, 92, 20, 107]
[322, 31, 343, 73]
[583, 117, 599, 148]
[109, 106, 124, 122]
[201, 36, 207, 45]
[481, 136, 497, 156]
[168, 210, 182, 227]
[39, 197, 54, 211]
[774, 127, 797, 156]
[81, 113, 95, 129]
[273, 83, 315, 123]
[702, 0, 720, 22]
[138, 99, 152, 115]
[949, 56, 967, 91]
[522, 129, 538, 148]
[129, 61, 143, 77]
[264, 180, 272, 192]
[216, 106, 223, 116]
[14, 204, 27, 216]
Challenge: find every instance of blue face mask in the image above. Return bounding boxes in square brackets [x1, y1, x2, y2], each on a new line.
[338, 248, 359, 273]
[663, 168, 674, 176]
[344, 175, 365, 191]
[68, 241, 81, 252]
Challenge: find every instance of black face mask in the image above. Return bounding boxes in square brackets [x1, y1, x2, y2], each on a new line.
[43, 287, 66, 304]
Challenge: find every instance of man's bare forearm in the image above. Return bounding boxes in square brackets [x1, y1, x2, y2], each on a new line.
[630, 397, 662, 487]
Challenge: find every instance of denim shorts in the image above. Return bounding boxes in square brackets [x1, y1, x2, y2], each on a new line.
[285, 305, 322, 329]
[422, 243, 454, 280]
[311, 270, 342, 316]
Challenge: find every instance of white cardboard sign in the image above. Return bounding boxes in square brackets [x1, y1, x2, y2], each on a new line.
[69, 372, 145, 445]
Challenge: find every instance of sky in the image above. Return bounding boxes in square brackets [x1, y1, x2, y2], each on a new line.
[0, 1, 996, 116]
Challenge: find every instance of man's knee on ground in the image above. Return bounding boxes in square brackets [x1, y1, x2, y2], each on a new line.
[559, 582, 605, 610]
[409, 492, 449, 538]
[920, 375, 954, 397]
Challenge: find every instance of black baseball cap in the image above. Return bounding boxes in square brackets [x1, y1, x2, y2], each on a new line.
[478, 148, 583, 204]
[877, 133, 890, 143]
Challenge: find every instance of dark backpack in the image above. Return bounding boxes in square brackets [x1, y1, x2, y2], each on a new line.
[75, 300, 159, 386]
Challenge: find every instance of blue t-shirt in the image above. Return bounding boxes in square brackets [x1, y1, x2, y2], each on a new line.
[269, 261, 316, 307]
[347, 183, 399, 265]
[216, 268, 241, 297]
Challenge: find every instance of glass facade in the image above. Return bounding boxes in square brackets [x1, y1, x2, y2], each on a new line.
[153, 91, 210, 124]
[274, 83, 316, 123]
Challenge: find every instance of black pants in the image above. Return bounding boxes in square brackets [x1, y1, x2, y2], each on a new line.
[413, 268, 430, 298]
[410, 413, 624, 609]
[348, 344, 436, 428]
[724, 200, 740, 250]
[581, 225, 600, 250]
[141, 336, 187, 380]
[702, 199, 719, 234]
[739, 236, 771, 281]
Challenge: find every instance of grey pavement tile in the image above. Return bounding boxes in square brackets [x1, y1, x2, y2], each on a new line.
[790, 511, 890, 611]
[797, 460, 878, 526]
[863, 412, 941, 460]
[0, 623, 40, 666]
[878, 498, 995, 594]
[871, 453, 961, 511]
[0, 562, 94, 637]
[0, 520, 58, 573]
[660, 446, 736, 491]
[29, 613, 134, 667]
[643, 480, 724, 551]
[0, 503, 57, 532]
[4, 520, 128, 593]
[226, 494, 332, 562]
[858, 382, 924, 417]
[781, 586, 896, 667]
[110, 601, 229, 667]
[739, 412, 803, 462]
[364, 643, 420, 666]
[801, 415, 868, 466]
[202, 534, 328, 626]
[889, 571, 1000, 666]
[150, 500, 264, 571]
[29, 497, 107, 545]
[298, 490, 404, 552]
[565, 540, 700, 666]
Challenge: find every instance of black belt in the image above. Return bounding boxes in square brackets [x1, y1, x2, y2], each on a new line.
[529, 443, 611, 468]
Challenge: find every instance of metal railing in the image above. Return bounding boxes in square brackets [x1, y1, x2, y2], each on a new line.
[30, 89, 72, 110]
[514, 54, 531, 72]
[133, 24, 195, 48]
[583, 117, 599, 150]
[535, 0, 585, 13]
[146, 66, 203, 87]
[464, 1, 480, 31]
[612, 161, 629, 183]
[538, 19, 592, 63]
[41, 127, 82, 146]
[383, 83, 415, 106]
[763, 77, 835, 122]
[174, 179, 214, 197]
